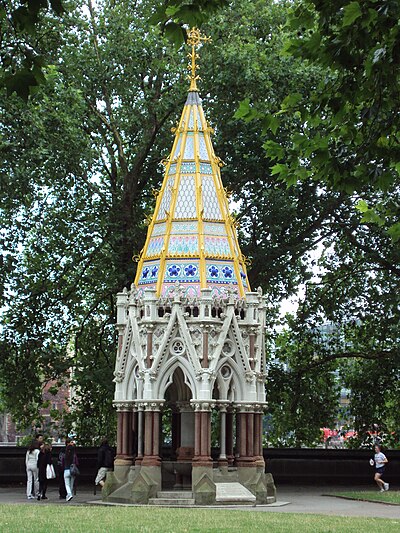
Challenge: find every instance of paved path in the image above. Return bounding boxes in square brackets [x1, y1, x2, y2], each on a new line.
[0, 484, 399, 519]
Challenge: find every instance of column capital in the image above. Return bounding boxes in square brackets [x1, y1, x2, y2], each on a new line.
[190, 400, 215, 412]
[141, 400, 164, 411]
[215, 400, 231, 412]
[256, 371, 267, 382]
[175, 401, 192, 412]
[234, 402, 266, 413]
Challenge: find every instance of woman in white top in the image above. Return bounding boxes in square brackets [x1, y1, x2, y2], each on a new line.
[370, 444, 389, 492]
[25, 441, 40, 499]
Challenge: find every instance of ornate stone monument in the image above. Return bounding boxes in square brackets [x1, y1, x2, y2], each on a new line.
[104, 28, 276, 505]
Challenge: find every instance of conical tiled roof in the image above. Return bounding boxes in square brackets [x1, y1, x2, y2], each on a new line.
[134, 30, 250, 298]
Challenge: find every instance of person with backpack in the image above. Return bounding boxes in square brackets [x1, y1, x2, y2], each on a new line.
[95, 438, 115, 489]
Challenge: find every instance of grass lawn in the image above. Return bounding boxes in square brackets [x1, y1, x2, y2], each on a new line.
[0, 505, 399, 533]
[330, 491, 400, 505]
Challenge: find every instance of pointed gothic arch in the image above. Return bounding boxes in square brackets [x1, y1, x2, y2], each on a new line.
[156, 356, 197, 400]
[165, 366, 192, 402]
[121, 358, 139, 400]
[213, 357, 244, 402]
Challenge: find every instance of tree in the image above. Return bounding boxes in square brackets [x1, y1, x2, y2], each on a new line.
[230, 0, 400, 447]
[0, 0, 66, 99]
[1, 0, 188, 442]
[2, 0, 398, 447]
[262, 0, 400, 241]
[1, 0, 339, 443]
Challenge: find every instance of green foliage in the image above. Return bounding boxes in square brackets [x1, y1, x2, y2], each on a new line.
[230, 0, 400, 446]
[0, 0, 66, 99]
[150, 0, 230, 46]
[259, 0, 400, 239]
[16, 434, 37, 447]
[265, 324, 340, 447]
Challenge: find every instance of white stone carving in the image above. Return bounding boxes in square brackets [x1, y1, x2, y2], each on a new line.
[113, 287, 267, 409]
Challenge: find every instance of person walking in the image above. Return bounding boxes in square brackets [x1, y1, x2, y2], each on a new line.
[370, 443, 389, 492]
[57, 443, 67, 499]
[25, 441, 40, 500]
[95, 438, 115, 489]
[37, 443, 52, 500]
[64, 439, 79, 502]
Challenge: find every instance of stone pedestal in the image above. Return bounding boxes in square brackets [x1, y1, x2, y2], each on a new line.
[130, 465, 162, 503]
[192, 465, 216, 505]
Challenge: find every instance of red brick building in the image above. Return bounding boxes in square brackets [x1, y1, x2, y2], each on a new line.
[0, 380, 70, 443]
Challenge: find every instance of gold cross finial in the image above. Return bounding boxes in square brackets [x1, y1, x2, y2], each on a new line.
[186, 27, 211, 91]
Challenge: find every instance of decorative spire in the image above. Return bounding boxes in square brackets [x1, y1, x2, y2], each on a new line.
[186, 27, 212, 92]
[133, 30, 250, 299]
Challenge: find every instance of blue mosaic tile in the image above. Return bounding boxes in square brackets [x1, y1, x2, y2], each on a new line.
[181, 162, 196, 173]
[200, 163, 212, 174]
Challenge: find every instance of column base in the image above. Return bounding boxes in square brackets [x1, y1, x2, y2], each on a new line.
[176, 446, 194, 461]
[192, 456, 213, 468]
[254, 456, 265, 468]
[114, 456, 133, 467]
[217, 457, 228, 469]
[192, 464, 216, 505]
[235, 457, 258, 468]
[141, 455, 161, 467]
[103, 464, 161, 504]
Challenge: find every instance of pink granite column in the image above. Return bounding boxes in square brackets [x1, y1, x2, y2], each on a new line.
[116, 411, 123, 458]
[142, 406, 162, 466]
[114, 405, 133, 465]
[192, 405, 212, 467]
[253, 411, 265, 467]
[236, 409, 257, 467]
[135, 406, 144, 465]
[226, 409, 234, 466]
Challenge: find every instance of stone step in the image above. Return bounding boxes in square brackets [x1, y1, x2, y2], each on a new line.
[215, 482, 256, 505]
[148, 497, 195, 506]
[157, 491, 193, 499]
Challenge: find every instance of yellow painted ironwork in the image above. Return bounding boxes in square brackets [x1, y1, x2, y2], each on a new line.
[155, 105, 189, 296]
[198, 103, 246, 297]
[187, 27, 212, 92]
[134, 28, 251, 297]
